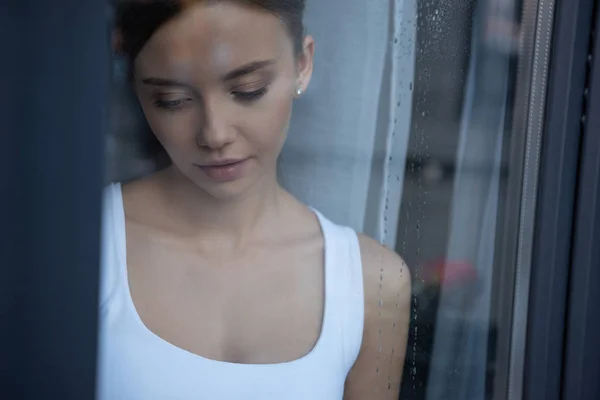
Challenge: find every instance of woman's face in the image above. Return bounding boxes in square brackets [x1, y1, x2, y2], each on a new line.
[133, 1, 313, 199]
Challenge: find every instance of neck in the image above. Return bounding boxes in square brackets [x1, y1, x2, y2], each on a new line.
[155, 165, 285, 249]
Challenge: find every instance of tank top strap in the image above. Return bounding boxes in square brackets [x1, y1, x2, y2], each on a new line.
[99, 183, 127, 311]
[311, 210, 365, 372]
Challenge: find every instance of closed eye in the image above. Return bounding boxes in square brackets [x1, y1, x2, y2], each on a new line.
[232, 87, 268, 102]
[154, 98, 192, 111]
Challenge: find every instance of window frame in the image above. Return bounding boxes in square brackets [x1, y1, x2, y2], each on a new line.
[561, 2, 600, 398]
[522, 0, 598, 399]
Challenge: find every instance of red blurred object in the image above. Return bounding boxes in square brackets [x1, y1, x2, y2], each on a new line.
[422, 259, 478, 287]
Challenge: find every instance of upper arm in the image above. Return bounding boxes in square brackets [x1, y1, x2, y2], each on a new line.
[343, 234, 411, 400]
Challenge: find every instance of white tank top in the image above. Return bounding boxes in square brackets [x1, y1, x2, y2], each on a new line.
[96, 183, 364, 400]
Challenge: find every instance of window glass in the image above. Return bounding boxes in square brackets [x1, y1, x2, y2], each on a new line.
[399, 0, 523, 398]
[101, 0, 535, 399]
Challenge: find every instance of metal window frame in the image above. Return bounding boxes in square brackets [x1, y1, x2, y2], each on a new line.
[0, 1, 109, 399]
[491, 0, 557, 398]
[522, 1, 598, 400]
[562, 2, 600, 398]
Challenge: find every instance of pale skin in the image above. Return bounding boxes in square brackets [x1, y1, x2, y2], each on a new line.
[121, 1, 411, 398]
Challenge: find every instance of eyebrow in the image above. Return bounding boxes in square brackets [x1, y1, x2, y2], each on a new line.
[141, 59, 276, 88]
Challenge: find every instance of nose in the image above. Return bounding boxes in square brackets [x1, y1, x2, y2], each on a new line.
[196, 97, 237, 150]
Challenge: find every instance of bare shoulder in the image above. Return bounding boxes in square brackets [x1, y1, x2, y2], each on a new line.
[356, 233, 411, 343]
[357, 234, 411, 302]
[343, 234, 411, 399]
[120, 170, 167, 218]
[120, 170, 164, 198]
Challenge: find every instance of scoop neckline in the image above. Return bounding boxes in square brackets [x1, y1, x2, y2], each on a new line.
[110, 183, 331, 368]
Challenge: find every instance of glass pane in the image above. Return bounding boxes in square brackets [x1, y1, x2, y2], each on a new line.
[399, 0, 529, 399]
[100, 0, 540, 399]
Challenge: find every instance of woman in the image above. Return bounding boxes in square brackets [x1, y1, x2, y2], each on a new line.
[98, 1, 411, 399]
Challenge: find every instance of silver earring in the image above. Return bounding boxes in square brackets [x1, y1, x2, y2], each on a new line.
[296, 87, 303, 96]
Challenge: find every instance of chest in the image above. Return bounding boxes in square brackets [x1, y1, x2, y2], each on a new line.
[125, 228, 325, 365]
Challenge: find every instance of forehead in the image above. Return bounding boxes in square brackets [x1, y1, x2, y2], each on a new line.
[135, 1, 291, 78]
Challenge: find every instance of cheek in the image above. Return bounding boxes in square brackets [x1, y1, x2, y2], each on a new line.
[140, 101, 199, 151]
[244, 88, 294, 153]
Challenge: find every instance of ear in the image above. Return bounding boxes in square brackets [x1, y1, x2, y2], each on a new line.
[296, 35, 315, 94]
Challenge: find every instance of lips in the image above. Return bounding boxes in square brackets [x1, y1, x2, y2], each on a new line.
[194, 158, 249, 182]
[199, 159, 246, 167]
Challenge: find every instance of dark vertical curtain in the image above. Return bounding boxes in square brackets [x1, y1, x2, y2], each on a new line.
[0, 1, 108, 398]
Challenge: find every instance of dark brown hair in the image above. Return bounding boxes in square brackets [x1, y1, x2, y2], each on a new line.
[115, 0, 307, 73]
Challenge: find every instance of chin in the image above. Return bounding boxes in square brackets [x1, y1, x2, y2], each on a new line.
[188, 173, 256, 201]
[173, 162, 271, 201]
